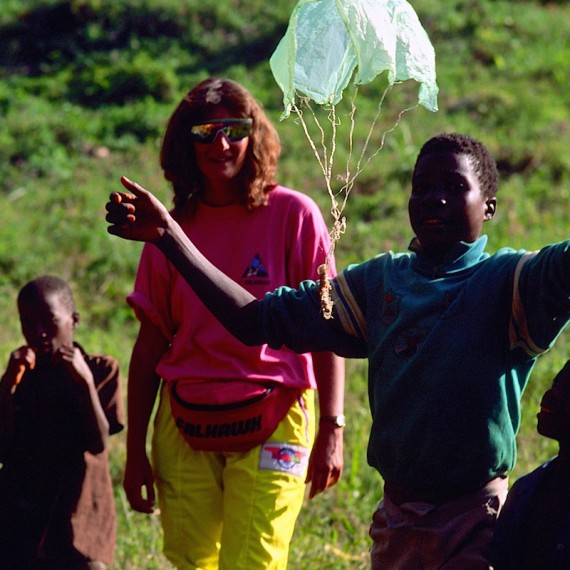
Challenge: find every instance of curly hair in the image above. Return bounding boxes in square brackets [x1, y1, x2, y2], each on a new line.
[160, 78, 281, 214]
[415, 133, 499, 199]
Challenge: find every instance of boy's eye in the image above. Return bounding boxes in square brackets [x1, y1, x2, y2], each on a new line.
[446, 175, 468, 192]
[411, 177, 468, 197]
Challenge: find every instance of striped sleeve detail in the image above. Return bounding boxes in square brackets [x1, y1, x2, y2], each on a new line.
[509, 252, 545, 356]
[331, 273, 368, 340]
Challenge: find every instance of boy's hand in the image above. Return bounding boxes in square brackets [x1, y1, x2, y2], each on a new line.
[105, 177, 172, 244]
[6, 347, 36, 387]
[55, 345, 95, 387]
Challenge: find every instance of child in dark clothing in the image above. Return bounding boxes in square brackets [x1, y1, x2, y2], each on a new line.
[105, 132, 570, 569]
[490, 360, 570, 570]
[0, 275, 124, 570]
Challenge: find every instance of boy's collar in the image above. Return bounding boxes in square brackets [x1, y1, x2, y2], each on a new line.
[409, 235, 488, 275]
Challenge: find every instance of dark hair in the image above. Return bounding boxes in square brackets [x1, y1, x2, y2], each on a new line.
[17, 275, 75, 313]
[415, 133, 499, 199]
[160, 78, 281, 213]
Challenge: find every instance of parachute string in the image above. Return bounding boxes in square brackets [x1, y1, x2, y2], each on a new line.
[349, 86, 418, 190]
[344, 91, 358, 201]
[291, 90, 418, 319]
[291, 99, 339, 225]
[327, 105, 338, 184]
[291, 100, 343, 319]
[353, 85, 392, 181]
[292, 100, 328, 182]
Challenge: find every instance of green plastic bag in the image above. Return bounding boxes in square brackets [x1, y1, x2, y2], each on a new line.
[270, 0, 438, 118]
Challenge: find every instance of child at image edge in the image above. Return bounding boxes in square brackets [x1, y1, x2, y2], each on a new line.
[489, 360, 570, 569]
[0, 275, 125, 570]
[106, 133, 570, 569]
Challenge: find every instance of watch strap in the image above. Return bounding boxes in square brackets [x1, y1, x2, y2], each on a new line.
[319, 414, 346, 427]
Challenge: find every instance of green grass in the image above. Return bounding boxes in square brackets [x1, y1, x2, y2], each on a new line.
[0, 0, 569, 567]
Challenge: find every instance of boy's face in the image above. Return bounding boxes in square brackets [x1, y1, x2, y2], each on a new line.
[408, 150, 496, 260]
[18, 292, 77, 361]
[537, 362, 570, 444]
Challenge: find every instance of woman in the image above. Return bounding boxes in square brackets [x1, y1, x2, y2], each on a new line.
[122, 78, 345, 569]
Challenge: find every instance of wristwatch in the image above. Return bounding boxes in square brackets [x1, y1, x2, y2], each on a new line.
[319, 414, 346, 428]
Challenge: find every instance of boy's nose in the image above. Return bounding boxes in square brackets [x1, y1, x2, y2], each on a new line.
[33, 328, 48, 341]
[422, 187, 447, 205]
[540, 389, 556, 409]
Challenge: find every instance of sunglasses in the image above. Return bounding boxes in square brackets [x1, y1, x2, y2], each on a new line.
[190, 118, 253, 143]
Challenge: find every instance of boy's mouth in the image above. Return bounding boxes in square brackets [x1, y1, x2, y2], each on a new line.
[538, 400, 556, 419]
[33, 342, 53, 355]
[421, 217, 446, 228]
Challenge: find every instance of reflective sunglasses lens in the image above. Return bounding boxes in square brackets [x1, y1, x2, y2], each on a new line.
[225, 123, 252, 141]
[190, 119, 252, 143]
[190, 123, 220, 143]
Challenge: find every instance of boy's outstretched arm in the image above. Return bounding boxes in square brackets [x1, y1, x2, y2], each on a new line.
[106, 178, 265, 346]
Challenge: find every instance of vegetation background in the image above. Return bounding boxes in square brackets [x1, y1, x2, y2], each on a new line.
[1, 0, 569, 567]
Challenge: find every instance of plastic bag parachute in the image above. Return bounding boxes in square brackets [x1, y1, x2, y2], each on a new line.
[270, 0, 438, 317]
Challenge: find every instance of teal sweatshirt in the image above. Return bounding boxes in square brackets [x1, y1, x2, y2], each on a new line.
[261, 236, 570, 489]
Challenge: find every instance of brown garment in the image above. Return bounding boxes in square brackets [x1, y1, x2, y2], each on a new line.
[0, 345, 124, 567]
[370, 476, 508, 570]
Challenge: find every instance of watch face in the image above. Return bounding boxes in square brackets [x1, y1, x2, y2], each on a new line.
[321, 414, 346, 427]
[335, 414, 346, 427]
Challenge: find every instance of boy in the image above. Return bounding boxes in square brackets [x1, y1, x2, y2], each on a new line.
[489, 360, 570, 569]
[105, 133, 570, 568]
[0, 275, 124, 570]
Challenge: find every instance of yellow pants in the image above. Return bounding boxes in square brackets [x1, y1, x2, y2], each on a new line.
[152, 383, 315, 570]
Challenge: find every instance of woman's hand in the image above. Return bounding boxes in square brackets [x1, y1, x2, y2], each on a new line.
[306, 422, 344, 499]
[123, 450, 157, 514]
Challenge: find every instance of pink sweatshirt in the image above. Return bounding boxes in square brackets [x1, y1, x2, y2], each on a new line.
[127, 186, 334, 389]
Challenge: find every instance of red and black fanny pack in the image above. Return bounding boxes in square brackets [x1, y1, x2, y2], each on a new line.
[167, 380, 301, 452]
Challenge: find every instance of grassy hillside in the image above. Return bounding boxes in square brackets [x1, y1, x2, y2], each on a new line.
[1, 1, 569, 567]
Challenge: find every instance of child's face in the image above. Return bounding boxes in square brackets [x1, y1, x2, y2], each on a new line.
[408, 150, 496, 260]
[18, 292, 77, 360]
[537, 362, 570, 443]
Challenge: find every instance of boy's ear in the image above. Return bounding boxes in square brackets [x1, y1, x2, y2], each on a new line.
[484, 197, 497, 221]
[72, 311, 80, 328]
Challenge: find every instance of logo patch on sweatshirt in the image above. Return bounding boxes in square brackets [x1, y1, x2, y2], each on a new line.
[393, 326, 428, 358]
[242, 254, 270, 286]
[381, 290, 400, 324]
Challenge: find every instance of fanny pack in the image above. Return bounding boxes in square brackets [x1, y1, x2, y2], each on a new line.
[167, 379, 300, 452]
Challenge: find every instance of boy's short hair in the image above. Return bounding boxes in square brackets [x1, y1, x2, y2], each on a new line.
[415, 133, 499, 199]
[18, 275, 75, 313]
